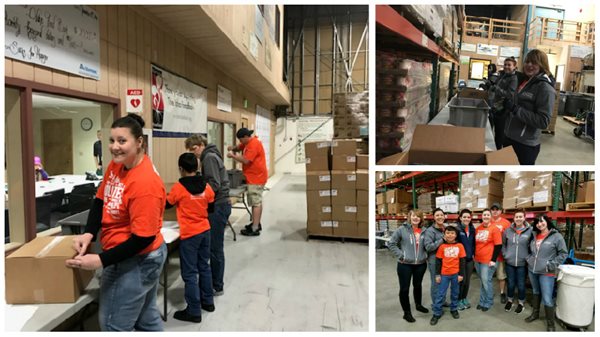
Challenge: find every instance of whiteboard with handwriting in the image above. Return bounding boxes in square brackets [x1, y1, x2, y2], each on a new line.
[5, 5, 100, 80]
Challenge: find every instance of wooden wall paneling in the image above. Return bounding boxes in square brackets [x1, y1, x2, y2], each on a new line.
[128, 51, 137, 91]
[151, 23, 159, 63]
[107, 43, 119, 98]
[136, 12, 145, 58]
[13, 61, 34, 81]
[106, 6, 119, 45]
[143, 17, 152, 60]
[157, 27, 165, 67]
[34, 65, 52, 85]
[118, 6, 128, 49]
[51, 69, 69, 89]
[83, 77, 98, 94]
[136, 55, 147, 109]
[5, 58, 13, 77]
[96, 6, 108, 41]
[118, 47, 129, 115]
[97, 39, 110, 96]
[165, 33, 175, 71]
[127, 9, 138, 54]
[68, 73, 84, 92]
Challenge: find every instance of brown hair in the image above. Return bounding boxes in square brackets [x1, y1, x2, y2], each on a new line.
[504, 56, 517, 66]
[408, 209, 425, 227]
[513, 208, 526, 216]
[185, 134, 208, 150]
[524, 49, 551, 76]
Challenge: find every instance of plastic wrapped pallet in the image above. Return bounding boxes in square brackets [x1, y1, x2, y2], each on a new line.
[333, 91, 369, 139]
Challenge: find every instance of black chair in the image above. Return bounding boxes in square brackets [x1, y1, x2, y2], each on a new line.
[68, 184, 97, 215]
[35, 194, 53, 232]
[5, 209, 10, 243]
[71, 183, 96, 195]
[44, 188, 66, 212]
[58, 209, 90, 235]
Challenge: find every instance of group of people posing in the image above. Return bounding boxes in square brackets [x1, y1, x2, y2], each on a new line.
[389, 203, 568, 331]
[65, 113, 268, 331]
[480, 48, 557, 165]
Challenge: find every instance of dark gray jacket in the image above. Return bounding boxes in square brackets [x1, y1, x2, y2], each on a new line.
[200, 144, 230, 205]
[490, 71, 518, 113]
[504, 72, 556, 146]
[422, 224, 445, 265]
[526, 229, 568, 274]
[502, 223, 534, 267]
[388, 223, 427, 265]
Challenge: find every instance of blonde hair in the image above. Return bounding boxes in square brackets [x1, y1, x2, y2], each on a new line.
[525, 49, 551, 76]
[408, 209, 425, 227]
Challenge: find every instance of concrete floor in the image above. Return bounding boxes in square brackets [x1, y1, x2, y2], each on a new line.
[537, 118, 594, 165]
[376, 248, 595, 332]
[155, 174, 368, 331]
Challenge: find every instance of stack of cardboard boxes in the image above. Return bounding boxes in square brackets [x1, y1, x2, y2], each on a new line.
[380, 188, 413, 215]
[435, 194, 459, 213]
[460, 172, 504, 211]
[417, 192, 440, 212]
[577, 181, 595, 203]
[502, 172, 563, 209]
[305, 140, 368, 239]
[333, 92, 369, 139]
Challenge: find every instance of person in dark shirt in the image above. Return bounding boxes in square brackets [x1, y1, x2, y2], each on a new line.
[93, 130, 103, 175]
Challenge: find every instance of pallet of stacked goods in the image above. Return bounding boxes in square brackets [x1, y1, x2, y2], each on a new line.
[305, 141, 334, 237]
[333, 92, 369, 139]
[384, 188, 413, 216]
[502, 172, 566, 211]
[417, 191, 440, 213]
[377, 52, 432, 161]
[435, 193, 459, 214]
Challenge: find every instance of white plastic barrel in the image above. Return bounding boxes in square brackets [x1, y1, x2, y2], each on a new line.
[556, 264, 595, 327]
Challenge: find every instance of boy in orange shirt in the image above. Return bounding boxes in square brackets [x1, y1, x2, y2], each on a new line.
[167, 153, 215, 323]
[431, 226, 466, 326]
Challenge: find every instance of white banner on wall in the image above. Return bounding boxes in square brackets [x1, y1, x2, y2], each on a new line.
[570, 45, 593, 58]
[295, 117, 333, 163]
[255, 105, 272, 171]
[217, 85, 232, 112]
[477, 43, 499, 56]
[5, 5, 101, 80]
[499, 46, 521, 58]
[461, 43, 477, 52]
[151, 64, 207, 136]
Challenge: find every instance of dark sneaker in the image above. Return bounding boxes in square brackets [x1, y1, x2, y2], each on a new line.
[173, 309, 201, 323]
[201, 303, 215, 312]
[241, 227, 260, 236]
[451, 310, 460, 319]
[416, 305, 429, 313]
[481, 307, 489, 312]
[476, 305, 483, 310]
[501, 293, 507, 304]
[515, 304, 524, 314]
[430, 315, 441, 325]
[213, 289, 224, 296]
[403, 313, 416, 323]
[505, 301, 514, 312]
[244, 223, 262, 231]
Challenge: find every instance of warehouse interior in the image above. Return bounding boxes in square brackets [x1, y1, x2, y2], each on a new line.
[376, 4, 595, 165]
[4, 4, 368, 331]
[376, 171, 595, 331]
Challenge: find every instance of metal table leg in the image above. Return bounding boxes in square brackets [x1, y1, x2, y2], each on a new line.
[227, 221, 237, 241]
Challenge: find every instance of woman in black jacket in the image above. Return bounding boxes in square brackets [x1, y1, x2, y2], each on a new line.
[456, 209, 476, 310]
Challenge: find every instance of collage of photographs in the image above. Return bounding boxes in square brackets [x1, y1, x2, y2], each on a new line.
[2, 1, 597, 333]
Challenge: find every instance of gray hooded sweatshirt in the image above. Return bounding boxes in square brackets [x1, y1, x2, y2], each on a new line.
[422, 224, 445, 265]
[526, 229, 568, 274]
[504, 72, 556, 146]
[200, 144, 230, 205]
[388, 223, 427, 265]
[502, 223, 534, 267]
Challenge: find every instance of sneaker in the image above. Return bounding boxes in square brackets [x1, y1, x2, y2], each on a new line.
[244, 223, 262, 231]
[501, 293, 507, 304]
[457, 300, 465, 311]
[505, 301, 514, 312]
[515, 304, 524, 314]
[403, 313, 416, 323]
[173, 309, 202, 323]
[476, 304, 483, 310]
[201, 303, 215, 312]
[451, 310, 460, 319]
[213, 289, 224, 296]
[481, 306, 489, 312]
[241, 227, 260, 236]
[430, 315, 441, 325]
[463, 299, 471, 309]
[415, 304, 429, 313]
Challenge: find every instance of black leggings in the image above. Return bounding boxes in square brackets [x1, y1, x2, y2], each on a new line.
[396, 262, 427, 313]
[459, 260, 474, 300]
[503, 138, 541, 165]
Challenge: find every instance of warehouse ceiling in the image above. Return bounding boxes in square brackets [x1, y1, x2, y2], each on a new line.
[465, 5, 512, 20]
[137, 5, 289, 105]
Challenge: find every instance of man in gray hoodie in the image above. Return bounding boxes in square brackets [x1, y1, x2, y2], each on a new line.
[186, 134, 232, 296]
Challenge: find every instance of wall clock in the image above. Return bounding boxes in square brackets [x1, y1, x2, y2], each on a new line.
[81, 117, 93, 131]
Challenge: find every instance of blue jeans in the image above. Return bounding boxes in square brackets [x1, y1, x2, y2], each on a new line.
[506, 264, 527, 302]
[433, 274, 460, 316]
[528, 271, 556, 307]
[427, 260, 442, 306]
[209, 202, 231, 292]
[180, 231, 213, 316]
[99, 242, 167, 331]
[474, 262, 496, 308]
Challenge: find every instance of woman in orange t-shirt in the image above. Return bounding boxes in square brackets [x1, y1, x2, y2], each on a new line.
[473, 209, 502, 311]
[66, 114, 167, 331]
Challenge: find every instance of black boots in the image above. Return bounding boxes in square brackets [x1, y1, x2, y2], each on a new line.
[403, 312, 416, 323]
[525, 294, 540, 323]
[544, 305, 556, 331]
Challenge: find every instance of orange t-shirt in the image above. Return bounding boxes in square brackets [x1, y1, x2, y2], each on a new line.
[167, 182, 215, 240]
[96, 155, 165, 254]
[436, 242, 466, 275]
[491, 216, 511, 261]
[238, 137, 268, 185]
[474, 224, 502, 264]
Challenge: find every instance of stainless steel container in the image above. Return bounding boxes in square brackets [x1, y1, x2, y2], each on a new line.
[448, 97, 489, 128]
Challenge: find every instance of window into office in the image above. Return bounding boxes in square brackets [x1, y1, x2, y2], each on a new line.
[468, 58, 491, 80]
[207, 120, 236, 170]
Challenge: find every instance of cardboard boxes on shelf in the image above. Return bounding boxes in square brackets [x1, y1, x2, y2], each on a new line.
[436, 194, 459, 213]
[333, 92, 368, 139]
[502, 172, 565, 209]
[460, 172, 505, 211]
[418, 192, 440, 212]
[577, 181, 595, 203]
[5, 236, 94, 304]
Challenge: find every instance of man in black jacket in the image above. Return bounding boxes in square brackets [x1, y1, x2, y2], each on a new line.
[488, 57, 518, 149]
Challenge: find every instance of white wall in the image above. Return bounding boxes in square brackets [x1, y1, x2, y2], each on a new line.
[274, 116, 334, 174]
[33, 107, 102, 175]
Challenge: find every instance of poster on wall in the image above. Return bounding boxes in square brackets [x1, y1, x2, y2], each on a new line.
[151, 64, 207, 136]
[460, 55, 470, 65]
[570, 45, 593, 58]
[217, 85, 232, 112]
[461, 43, 477, 52]
[477, 43, 499, 56]
[5, 5, 100, 80]
[500, 46, 520, 58]
[295, 117, 333, 163]
[255, 105, 272, 171]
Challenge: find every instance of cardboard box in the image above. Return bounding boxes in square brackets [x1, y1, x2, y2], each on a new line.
[376, 172, 386, 183]
[385, 189, 412, 204]
[306, 190, 332, 207]
[331, 189, 356, 205]
[332, 205, 357, 221]
[307, 204, 332, 221]
[517, 196, 533, 208]
[307, 220, 334, 236]
[357, 222, 368, 239]
[5, 236, 94, 304]
[387, 203, 410, 215]
[305, 141, 331, 158]
[357, 206, 368, 222]
[357, 154, 369, 169]
[475, 194, 502, 210]
[331, 139, 359, 155]
[377, 204, 388, 215]
[356, 170, 368, 190]
[376, 125, 519, 165]
[332, 221, 359, 238]
[305, 155, 330, 171]
[306, 171, 331, 191]
[503, 197, 517, 210]
[440, 203, 459, 213]
[357, 190, 368, 206]
[376, 192, 386, 205]
[577, 181, 595, 203]
[533, 189, 553, 207]
[331, 171, 357, 190]
[332, 155, 356, 171]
